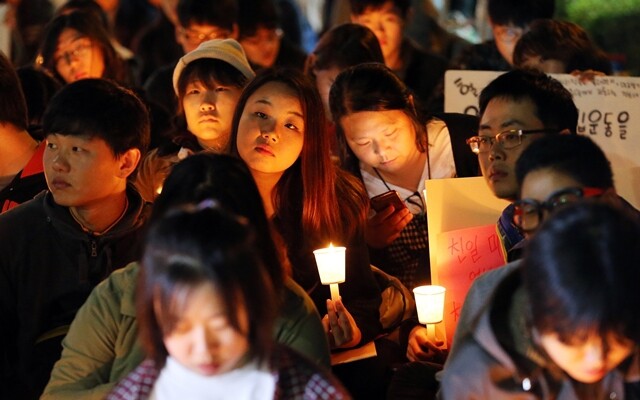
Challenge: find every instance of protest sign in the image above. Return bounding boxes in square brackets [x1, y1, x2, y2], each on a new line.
[425, 177, 510, 346]
[444, 70, 640, 174]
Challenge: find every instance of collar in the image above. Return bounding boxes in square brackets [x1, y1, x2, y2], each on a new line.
[20, 141, 46, 178]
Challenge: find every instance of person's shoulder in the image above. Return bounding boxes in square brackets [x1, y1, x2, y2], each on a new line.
[282, 277, 316, 315]
[273, 345, 351, 399]
[86, 262, 140, 318]
[410, 41, 449, 67]
[0, 192, 47, 228]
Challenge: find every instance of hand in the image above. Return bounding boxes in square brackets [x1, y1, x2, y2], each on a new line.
[570, 69, 606, 83]
[406, 326, 447, 363]
[322, 298, 362, 349]
[365, 205, 413, 248]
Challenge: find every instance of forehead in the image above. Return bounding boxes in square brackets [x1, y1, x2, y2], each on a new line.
[248, 81, 300, 107]
[480, 96, 542, 130]
[184, 22, 226, 33]
[520, 168, 583, 200]
[341, 109, 410, 135]
[56, 28, 86, 49]
[362, 1, 402, 16]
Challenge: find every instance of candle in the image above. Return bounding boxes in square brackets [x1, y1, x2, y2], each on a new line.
[329, 283, 340, 302]
[313, 244, 346, 302]
[413, 285, 446, 342]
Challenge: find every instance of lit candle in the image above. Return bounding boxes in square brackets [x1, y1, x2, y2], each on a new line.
[313, 243, 346, 302]
[413, 285, 446, 343]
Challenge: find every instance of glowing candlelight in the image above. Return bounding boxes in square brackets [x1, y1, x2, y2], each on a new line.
[413, 285, 446, 342]
[313, 243, 346, 302]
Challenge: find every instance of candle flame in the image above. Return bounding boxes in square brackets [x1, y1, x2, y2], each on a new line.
[329, 242, 333, 248]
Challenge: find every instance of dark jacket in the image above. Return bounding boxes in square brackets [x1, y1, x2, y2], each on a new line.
[452, 39, 511, 72]
[0, 186, 150, 400]
[398, 39, 449, 115]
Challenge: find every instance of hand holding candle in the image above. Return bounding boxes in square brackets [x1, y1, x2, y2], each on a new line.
[413, 285, 446, 343]
[313, 243, 346, 302]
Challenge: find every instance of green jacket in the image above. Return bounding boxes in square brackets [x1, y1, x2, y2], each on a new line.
[42, 263, 330, 400]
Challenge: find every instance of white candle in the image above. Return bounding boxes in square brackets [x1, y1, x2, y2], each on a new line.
[413, 285, 446, 344]
[313, 244, 346, 285]
[426, 323, 437, 342]
[329, 283, 340, 302]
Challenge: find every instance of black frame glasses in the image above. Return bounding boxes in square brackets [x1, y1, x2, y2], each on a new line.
[466, 128, 559, 154]
[512, 186, 606, 233]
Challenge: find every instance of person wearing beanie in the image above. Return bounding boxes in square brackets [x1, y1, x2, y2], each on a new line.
[135, 39, 255, 202]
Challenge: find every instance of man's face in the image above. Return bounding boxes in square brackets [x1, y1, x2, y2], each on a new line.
[176, 23, 234, 54]
[491, 23, 524, 66]
[351, 1, 404, 67]
[478, 97, 545, 201]
[44, 134, 132, 209]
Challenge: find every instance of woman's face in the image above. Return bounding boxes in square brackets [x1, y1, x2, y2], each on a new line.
[53, 28, 105, 83]
[163, 282, 249, 376]
[236, 81, 305, 178]
[182, 78, 243, 151]
[339, 109, 419, 174]
[239, 27, 282, 69]
[540, 331, 634, 383]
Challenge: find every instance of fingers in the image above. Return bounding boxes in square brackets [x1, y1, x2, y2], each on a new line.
[324, 299, 362, 349]
[366, 208, 413, 247]
[406, 326, 445, 362]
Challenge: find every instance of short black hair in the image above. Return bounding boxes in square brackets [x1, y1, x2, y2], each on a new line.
[515, 134, 614, 190]
[523, 202, 640, 345]
[16, 66, 62, 136]
[307, 23, 384, 75]
[42, 78, 150, 157]
[139, 205, 277, 369]
[479, 69, 578, 134]
[349, 0, 411, 18]
[177, 0, 238, 31]
[513, 19, 612, 74]
[237, 0, 279, 38]
[0, 52, 28, 130]
[488, 0, 555, 28]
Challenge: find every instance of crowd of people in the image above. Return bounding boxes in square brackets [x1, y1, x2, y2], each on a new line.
[1, 0, 638, 399]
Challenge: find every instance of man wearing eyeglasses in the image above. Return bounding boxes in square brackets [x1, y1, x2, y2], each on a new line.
[465, 69, 578, 261]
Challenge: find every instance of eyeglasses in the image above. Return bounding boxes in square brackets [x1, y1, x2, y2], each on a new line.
[54, 42, 93, 69]
[179, 27, 230, 45]
[494, 25, 524, 44]
[466, 129, 559, 154]
[240, 28, 284, 46]
[512, 187, 606, 233]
